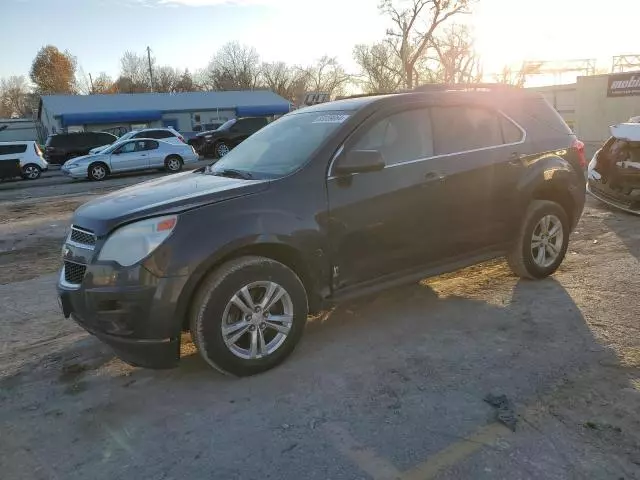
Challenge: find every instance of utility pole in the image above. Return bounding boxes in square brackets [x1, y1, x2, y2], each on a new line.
[88, 73, 94, 94]
[147, 46, 154, 92]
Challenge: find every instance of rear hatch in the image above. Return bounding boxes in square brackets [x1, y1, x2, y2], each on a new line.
[588, 123, 640, 212]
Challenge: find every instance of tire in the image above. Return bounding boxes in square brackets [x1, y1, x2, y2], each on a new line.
[507, 200, 569, 279]
[215, 141, 231, 158]
[21, 164, 42, 180]
[189, 256, 308, 377]
[165, 155, 183, 173]
[88, 162, 109, 181]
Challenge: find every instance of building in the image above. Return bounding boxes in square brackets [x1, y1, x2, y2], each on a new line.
[38, 90, 291, 137]
[529, 71, 640, 156]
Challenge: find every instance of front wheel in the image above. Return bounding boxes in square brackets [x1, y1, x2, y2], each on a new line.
[88, 162, 109, 181]
[22, 164, 41, 180]
[507, 200, 569, 279]
[215, 141, 230, 158]
[190, 256, 308, 377]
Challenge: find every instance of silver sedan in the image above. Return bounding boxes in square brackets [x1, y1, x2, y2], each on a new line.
[61, 138, 199, 181]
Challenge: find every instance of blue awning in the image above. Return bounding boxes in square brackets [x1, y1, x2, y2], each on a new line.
[59, 110, 163, 127]
[235, 104, 290, 117]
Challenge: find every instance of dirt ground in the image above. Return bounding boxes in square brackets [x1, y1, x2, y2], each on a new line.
[0, 193, 639, 480]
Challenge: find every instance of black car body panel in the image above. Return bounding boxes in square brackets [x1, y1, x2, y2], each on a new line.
[189, 117, 269, 156]
[45, 131, 117, 164]
[58, 87, 586, 368]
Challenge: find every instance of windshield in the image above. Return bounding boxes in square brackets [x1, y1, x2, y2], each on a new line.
[117, 131, 137, 142]
[217, 119, 236, 131]
[209, 111, 350, 179]
[101, 140, 130, 154]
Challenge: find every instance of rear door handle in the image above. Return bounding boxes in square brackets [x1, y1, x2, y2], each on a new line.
[424, 171, 446, 182]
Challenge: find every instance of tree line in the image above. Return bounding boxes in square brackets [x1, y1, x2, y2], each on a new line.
[0, 0, 529, 119]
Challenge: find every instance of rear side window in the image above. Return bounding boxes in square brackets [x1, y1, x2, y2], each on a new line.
[0, 144, 27, 155]
[353, 108, 434, 165]
[431, 106, 504, 155]
[501, 116, 524, 144]
[148, 130, 174, 139]
[142, 140, 159, 150]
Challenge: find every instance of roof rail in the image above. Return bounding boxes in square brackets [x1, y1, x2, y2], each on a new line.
[413, 83, 521, 92]
[334, 92, 396, 100]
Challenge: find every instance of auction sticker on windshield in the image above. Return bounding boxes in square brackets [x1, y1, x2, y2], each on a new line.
[312, 114, 350, 124]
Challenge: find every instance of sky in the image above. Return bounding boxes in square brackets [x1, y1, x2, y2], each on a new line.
[3, 0, 640, 85]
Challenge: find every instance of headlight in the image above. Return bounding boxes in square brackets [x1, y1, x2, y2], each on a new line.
[98, 215, 177, 267]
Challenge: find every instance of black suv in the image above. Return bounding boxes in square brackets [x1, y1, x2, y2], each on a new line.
[45, 131, 118, 165]
[189, 116, 268, 158]
[58, 85, 586, 376]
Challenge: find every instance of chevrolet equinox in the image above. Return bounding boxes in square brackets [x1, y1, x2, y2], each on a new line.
[58, 85, 586, 376]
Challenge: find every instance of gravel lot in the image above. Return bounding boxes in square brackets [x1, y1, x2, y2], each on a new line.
[1, 177, 639, 480]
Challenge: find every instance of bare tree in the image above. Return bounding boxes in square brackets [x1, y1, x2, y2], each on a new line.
[431, 24, 482, 84]
[493, 62, 539, 87]
[381, 0, 472, 89]
[205, 42, 261, 91]
[260, 62, 308, 101]
[353, 42, 404, 93]
[154, 66, 181, 93]
[93, 73, 115, 94]
[30, 45, 77, 94]
[119, 51, 153, 92]
[175, 69, 196, 92]
[0, 76, 33, 117]
[304, 56, 351, 98]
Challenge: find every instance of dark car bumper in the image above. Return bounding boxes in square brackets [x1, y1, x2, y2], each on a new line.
[57, 264, 189, 369]
[587, 181, 640, 215]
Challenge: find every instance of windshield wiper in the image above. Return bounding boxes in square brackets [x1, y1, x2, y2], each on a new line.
[211, 168, 253, 180]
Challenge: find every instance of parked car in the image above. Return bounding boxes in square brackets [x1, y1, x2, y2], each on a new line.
[188, 117, 268, 157]
[89, 127, 186, 155]
[60, 138, 198, 181]
[587, 122, 640, 214]
[57, 85, 586, 377]
[45, 131, 117, 165]
[0, 141, 48, 180]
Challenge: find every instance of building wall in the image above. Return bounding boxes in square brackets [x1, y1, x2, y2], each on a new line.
[531, 84, 577, 130]
[575, 74, 640, 148]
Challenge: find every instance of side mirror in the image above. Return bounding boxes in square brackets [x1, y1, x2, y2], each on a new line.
[113, 150, 120, 155]
[334, 150, 386, 175]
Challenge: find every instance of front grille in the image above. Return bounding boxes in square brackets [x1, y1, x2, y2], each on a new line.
[69, 226, 96, 248]
[64, 261, 87, 285]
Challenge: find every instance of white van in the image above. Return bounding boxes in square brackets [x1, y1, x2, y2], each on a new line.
[0, 141, 49, 180]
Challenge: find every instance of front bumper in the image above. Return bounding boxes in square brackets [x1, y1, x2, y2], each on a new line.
[57, 263, 189, 368]
[61, 167, 87, 179]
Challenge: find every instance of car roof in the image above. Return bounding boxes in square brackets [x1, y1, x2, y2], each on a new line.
[0, 140, 35, 145]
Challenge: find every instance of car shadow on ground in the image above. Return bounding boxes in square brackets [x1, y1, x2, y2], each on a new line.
[3, 269, 637, 479]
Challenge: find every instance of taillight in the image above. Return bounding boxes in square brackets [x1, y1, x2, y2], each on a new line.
[572, 139, 586, 169]
[34, 143, 41, 156]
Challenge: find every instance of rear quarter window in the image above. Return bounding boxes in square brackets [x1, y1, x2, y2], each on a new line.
[0, 144, 28, 155]
[431, 106, 503, 155]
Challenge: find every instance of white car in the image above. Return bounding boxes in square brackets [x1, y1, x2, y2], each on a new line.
[0, 141, 48, 180]
[88, 127, 186, 154]
[61, 138, 199, 181]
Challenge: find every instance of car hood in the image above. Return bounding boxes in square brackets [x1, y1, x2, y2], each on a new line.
[64, 154, 103, 167]
[197, 129, 226, 138]
[72, 170, 269, 236]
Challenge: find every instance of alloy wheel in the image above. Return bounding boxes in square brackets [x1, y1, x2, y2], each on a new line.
[221, 281, 293, 360]
[24, 165, 40, 179]
[217, 143, 230, 157]
[91, 165, 106, 180]
[531, 214, 563, 268]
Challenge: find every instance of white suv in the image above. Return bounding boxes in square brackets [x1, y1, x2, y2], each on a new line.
[0, 141, 48, 180]
[89, 127, 186, 154]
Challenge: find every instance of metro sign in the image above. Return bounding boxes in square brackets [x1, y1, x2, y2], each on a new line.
[607, 72, 640, 97]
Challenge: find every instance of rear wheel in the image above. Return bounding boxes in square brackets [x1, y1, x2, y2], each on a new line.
[21, 164, 41, 180]
[507, 200, 569, 279]
[88, 162, 109, 181]
[190, 256, 308, 377]
[165, 155, 183, 173]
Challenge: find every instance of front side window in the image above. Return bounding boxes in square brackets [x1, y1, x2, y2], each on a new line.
[115, 141, 137, 154]
[352, 108, 434, 165]
[431, 106, 504, 155]
[209, 110, 349, 179]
